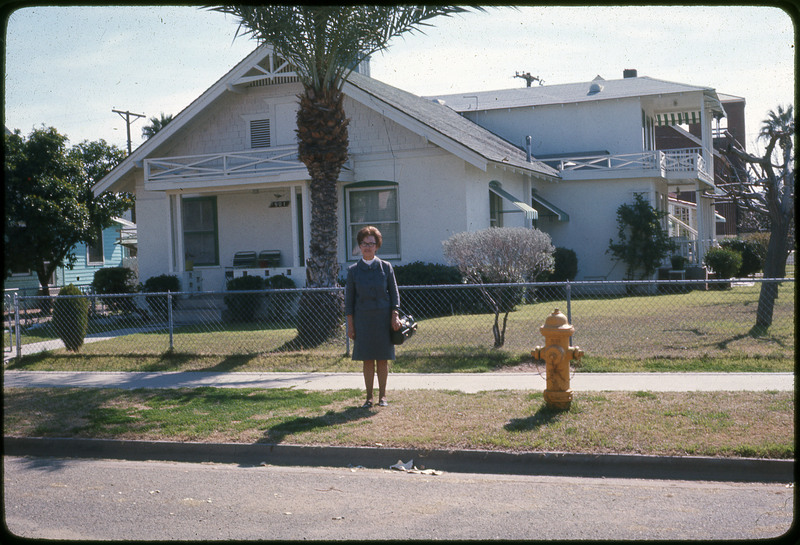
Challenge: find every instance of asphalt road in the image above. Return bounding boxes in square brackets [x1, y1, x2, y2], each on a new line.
[4, 456, 795, 541]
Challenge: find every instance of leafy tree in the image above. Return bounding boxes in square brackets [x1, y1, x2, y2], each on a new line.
[4, 127, 132, 297]
[142, 113, 174, 140]
[607, 193, 676, 280]
[443, 227, 554, 348]
[722, 104, 794, 327]
[211, 5, 477, 344]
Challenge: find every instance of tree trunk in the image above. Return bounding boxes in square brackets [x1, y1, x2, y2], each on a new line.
[35, 264, 55, 315]
[295, 86, 350, 345]
[755, 217, 790, 328]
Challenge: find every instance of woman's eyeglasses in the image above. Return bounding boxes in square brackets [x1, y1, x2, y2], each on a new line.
[359, 242, 377, 247]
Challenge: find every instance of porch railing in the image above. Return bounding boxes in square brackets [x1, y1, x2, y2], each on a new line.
[555, 148, 710, 181]
[144, 146, 305, 183]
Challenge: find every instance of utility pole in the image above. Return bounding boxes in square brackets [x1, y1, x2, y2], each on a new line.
[112, 109, 145, 155]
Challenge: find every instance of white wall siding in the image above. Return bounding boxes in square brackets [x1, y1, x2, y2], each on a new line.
[217, 191, 294, 268]
[463, 97, 644, 157]
[162, 83, 304, 158]
[533, 177, 662, 280]
[135, 176, 173, 286]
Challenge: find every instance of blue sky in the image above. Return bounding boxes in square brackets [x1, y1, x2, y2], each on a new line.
[4, 5, 794, 153]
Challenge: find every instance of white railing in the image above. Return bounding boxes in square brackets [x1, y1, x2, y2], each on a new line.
[555, 148, 710, 181]
[144, 146, 305, 183]
[557, 151, 660, 172]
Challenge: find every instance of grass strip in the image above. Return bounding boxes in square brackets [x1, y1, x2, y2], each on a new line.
[5, 350, 794, 373]
[4, 387, 793, 459]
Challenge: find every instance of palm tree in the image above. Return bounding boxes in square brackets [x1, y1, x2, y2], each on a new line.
[142, 113, 174, 140]
[759, 104, 794, 151]
[211, 5, 477, 343]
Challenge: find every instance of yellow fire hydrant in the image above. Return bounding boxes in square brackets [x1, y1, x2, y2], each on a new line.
[532, 309, 583, 410]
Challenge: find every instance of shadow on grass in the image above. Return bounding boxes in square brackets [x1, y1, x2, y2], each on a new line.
[716, 324, 788, 350]
[5, 350, 57, 369]
[264, 405, 374, 444]
[504, 404, 568, 432]
[393, 348, 527, 373]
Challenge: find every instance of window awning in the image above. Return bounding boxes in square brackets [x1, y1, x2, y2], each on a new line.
[655, 112, 701, 126]
[531, 191, 569, 222]
[489, 180, 537, 220]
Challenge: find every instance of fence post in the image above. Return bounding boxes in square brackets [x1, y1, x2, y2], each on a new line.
[565, 281, 573, 346]
[167, 291, 174, 351]
[14, 293, 21, 361]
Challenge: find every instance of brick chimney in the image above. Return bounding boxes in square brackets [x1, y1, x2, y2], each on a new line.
[623, 69, 638, 78]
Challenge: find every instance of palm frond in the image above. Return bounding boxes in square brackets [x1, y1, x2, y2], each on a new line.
[209, 5, 480, 90]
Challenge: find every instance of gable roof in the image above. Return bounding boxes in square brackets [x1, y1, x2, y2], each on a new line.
[428, 76, 725, 115]
[344, 72, 558, 179]
[94, 44, 557, 195]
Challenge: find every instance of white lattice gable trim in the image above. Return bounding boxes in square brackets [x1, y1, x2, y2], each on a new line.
[230, 48, 299, 87]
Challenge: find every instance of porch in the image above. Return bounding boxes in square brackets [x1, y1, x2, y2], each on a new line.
[143, 146, 353, 191]
[549, 148, 714, 186]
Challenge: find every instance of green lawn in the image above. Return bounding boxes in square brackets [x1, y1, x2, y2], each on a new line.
[5, 281, 794, 372]
[4, 387, 793, 459]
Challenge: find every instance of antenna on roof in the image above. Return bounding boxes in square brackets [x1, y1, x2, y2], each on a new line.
[514, 71, 544, 87]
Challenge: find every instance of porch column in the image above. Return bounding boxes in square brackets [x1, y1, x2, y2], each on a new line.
[695, 185, 707, 264]
[701, 101, 714, 180]
[168, 194, 185, 274]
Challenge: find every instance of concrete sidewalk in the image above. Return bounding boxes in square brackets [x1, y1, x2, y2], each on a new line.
[3, 370, 794, 392]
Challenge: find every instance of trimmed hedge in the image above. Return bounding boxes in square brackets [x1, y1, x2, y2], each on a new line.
[142, 274, 180, 318]
[224, 275, 266, 322]
[53, 284, 88, 352]
[91, 267, 137, 312]
[704, 247, 743, 281]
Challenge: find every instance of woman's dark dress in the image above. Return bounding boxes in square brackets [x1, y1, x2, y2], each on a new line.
[344, 257, 400, 361]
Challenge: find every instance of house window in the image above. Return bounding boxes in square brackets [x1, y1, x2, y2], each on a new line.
[87, 228, 104, 265]
[249, 119, 271, 148]
[345, 182, 399, 259]
[9, 263, 31, 276]
[182, 196, 219, 266]
[489, 191, 504, 227]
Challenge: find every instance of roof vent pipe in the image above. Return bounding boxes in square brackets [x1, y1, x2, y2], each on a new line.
[623, 69, 638, 78]
[525, 136, 532, 162]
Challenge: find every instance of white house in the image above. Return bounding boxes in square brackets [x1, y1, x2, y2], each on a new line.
[429, 69, 726, 280]
[94, 45, 726, 290]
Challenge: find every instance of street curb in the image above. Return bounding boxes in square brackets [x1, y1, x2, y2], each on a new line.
[4, 436, 794, 483]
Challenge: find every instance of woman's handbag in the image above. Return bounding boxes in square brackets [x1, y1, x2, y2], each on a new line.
[390, 309, 417, 345]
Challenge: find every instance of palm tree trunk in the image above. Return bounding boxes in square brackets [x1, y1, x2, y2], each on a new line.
[295, 86, 350, 344]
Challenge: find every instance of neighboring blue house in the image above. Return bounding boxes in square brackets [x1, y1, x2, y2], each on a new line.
[4, 217, 137, 296]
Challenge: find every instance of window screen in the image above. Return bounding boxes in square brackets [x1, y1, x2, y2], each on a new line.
[346, 185, 399, 259]
[182, 197, 219, 266]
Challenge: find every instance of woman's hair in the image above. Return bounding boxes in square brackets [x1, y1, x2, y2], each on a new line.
[356, 225, 383, 248]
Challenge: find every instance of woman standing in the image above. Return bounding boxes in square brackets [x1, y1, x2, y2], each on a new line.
[345, 226, 401, 408]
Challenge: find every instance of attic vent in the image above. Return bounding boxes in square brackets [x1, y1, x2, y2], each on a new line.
[250, 119, 271, 148]
[247, 75, 300, 87]
[588, 82, 604, 94]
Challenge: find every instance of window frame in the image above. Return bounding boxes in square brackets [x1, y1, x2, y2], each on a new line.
[344, 181, 400, 261]
[182, 196, 219, 267]
[489, 191, 504, 228]
[86, 228, 105, 265]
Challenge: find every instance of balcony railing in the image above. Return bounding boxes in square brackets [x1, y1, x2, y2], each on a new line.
[144, 146, 306, 184]
[553, 148, 710, 182]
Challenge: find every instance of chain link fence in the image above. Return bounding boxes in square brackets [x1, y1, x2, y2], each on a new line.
[4, 278, 794, 363]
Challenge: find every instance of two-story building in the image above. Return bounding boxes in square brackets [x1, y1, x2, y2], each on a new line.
[93, 45, 728, 290]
